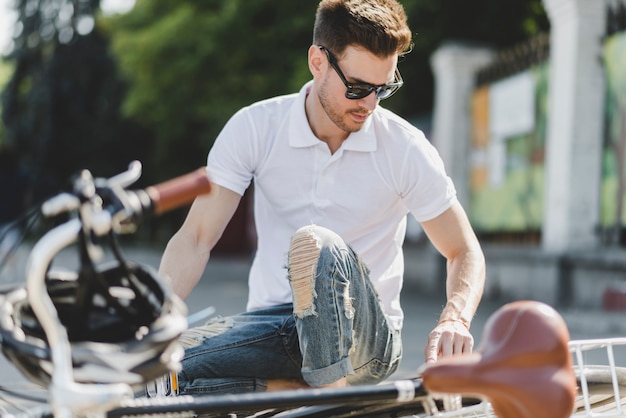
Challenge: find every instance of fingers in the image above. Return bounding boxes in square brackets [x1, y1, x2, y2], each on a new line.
[424, 337, 439, 364]
[424, 321, 474, 364]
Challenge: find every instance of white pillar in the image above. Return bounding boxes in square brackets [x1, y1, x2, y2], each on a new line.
[430, 43, 495, 208]
[542, 0, 606, 252]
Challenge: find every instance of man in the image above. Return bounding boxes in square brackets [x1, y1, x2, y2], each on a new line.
[159, 0, 485, 395]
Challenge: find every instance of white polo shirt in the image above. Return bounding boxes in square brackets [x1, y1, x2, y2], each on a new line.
[207, 81, 456, 330]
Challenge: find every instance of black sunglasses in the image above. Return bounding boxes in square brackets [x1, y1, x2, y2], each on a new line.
[318, 45, 403, 100]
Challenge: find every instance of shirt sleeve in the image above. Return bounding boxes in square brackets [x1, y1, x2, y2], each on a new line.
[206, 107, 257, 196]
[399, 131, 457, 222]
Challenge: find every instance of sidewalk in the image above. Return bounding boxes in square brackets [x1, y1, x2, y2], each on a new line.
[0, 244, 625, 414]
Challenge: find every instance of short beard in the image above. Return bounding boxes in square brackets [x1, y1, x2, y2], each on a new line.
[318, 81, 364, 134]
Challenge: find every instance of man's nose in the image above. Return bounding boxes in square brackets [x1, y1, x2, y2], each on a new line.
[357, 91, 379, 110]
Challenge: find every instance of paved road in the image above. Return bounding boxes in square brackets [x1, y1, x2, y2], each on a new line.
[1, 245, 625, 415]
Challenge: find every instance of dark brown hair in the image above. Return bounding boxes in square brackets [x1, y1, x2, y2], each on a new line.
[313, 0, 413, 58]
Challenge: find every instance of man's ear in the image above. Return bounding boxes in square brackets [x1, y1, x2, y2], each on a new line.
[308, 45, 325, 78]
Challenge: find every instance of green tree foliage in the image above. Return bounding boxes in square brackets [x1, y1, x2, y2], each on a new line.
[0, 0, 151, 200]
[104, 0, 318, 180]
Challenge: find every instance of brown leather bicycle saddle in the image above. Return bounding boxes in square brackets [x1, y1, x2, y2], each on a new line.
[421, 300, 577, 418]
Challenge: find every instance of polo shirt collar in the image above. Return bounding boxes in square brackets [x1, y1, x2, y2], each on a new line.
[289, 81, 377, 152]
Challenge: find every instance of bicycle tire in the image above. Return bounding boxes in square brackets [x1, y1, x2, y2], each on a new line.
[107, 398, 472, 418]
[106, 386, 488, 418]
[266, 399, 425, 418]
[107, 380, 429, 418]
[269, 396, 485, 418]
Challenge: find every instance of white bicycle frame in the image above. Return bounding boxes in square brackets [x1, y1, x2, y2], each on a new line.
[23, 164, 146, 417]
[1, 161, 210, 418]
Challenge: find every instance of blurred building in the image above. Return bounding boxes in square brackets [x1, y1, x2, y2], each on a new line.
[424, 0, 626, 309]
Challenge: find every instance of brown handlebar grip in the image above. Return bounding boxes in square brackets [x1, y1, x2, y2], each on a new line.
[145, 168, 212, 215]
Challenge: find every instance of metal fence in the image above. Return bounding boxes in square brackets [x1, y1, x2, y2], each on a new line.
[476, 32, 549, 88]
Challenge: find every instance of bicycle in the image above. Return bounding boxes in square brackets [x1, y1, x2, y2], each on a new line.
[0, 162, 624, 418]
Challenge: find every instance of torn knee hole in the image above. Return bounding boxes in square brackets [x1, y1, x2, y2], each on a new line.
[178, 316, 234, 349]
[289, 227, 322, 318]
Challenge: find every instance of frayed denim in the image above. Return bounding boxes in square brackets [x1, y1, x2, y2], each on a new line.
[177, 225, 401, 395]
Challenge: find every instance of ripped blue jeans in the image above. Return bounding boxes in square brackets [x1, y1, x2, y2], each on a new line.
[177, 225, 402, 395]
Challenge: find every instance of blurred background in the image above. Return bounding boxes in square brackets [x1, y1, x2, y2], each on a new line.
[0, 0, 549, 241]
[0, 0, 624, 310]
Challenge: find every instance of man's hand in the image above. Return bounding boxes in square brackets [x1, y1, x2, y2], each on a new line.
[424, 320, 474, 364]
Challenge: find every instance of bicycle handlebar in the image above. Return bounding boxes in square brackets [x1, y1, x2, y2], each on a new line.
[145, 167, 212, 215]
[16, 162, 212, 417]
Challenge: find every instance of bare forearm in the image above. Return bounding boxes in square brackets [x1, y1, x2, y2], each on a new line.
[421, 203, 485, 362]
[159, 230, 212, 300]
[157, 185, 242, 300]
[439, 247, 485, 328]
